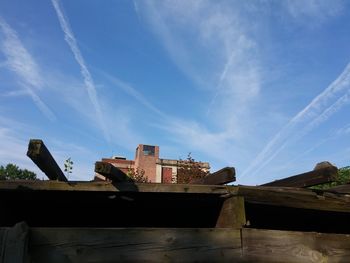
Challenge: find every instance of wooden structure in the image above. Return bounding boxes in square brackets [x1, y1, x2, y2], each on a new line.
[1, 139, 350, 262]
[261, 162, 338, 187]
[27, 139, 67, 182]
[1, 180, 350, 262]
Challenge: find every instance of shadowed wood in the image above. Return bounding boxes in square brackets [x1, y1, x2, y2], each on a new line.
[0, 180, 232, 195]
[0, 222, 29, 263]
[26, 139, 67, 182]
[3, 226, 350, 262]
[327, 184, 350, 194]
[242, 228, 350, 262]
[95, 161, 132, 182]
[28, 228, 242, 263]
[192, 167, 236, 185]
[236, 185, 350, 213]
[262, 164, 338, 188]
[216, 196, 246, 228]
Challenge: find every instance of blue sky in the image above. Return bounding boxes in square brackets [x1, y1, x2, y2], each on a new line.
[1, 0, 350, 184]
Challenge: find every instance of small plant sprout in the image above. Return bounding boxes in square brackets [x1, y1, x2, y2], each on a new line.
[64, 157, 73, 180]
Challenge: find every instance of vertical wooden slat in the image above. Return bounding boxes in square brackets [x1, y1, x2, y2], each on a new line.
[216, 196, 246, 228]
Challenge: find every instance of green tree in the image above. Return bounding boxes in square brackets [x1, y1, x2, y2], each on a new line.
[0, 163, 37, 180]
[176, 153, 210, 184]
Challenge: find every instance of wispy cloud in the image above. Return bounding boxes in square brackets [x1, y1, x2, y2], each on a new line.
[51, 0, 110, 143]
[137, 1, 261, 108]
[0, 17, 56, 121]
[285, 0, 344, 20]
[133, 1, 262, 163]
[242, 62, 350, 179]
[100, 71, 167, 119]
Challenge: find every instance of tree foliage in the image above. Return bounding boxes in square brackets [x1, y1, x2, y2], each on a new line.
[127, 168, 150, 183]
[0, 163, 37, 181]
[310, 166, 350, 190]
[176, 153, 209, 184]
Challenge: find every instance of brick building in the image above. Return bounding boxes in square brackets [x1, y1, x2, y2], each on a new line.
[99, 144, 210, 183]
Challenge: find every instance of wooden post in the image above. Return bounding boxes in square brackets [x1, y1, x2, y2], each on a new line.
[216, 196, 246, 228]
[95, 162, 133, 182]
[0, 222, 29, 263]
[27, 139, 67, 182]
[192, 167, 236, 185]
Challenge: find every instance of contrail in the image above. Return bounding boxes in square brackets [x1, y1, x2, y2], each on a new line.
[51, 0, 110, 142]
[0, 17, 56, 121]
[99, 71, 168, 119]
[242, 62, 350, 179]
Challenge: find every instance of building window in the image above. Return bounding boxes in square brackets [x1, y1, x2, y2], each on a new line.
[143, 145, 155, 156]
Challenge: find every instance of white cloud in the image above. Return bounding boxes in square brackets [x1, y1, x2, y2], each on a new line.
[0, 17, 56, 121]
[137, 0, 261, 107]
[132, 1, 263, 163]
[51, 0, 110, 143]
[242, 62, 350, 180]
[285, 0, 344, 20]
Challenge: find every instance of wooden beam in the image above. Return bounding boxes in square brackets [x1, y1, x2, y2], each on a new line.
[237, 185, 350, 213]
[95, 161, 132, 182]
[192, 167, 236, 185]
[0, 222, 29, 263]
[261, 164, 338, 187]
[3, 226, 350, 262]
[28, 228, 242, 262]
[26, 139, 67, 182]
[242, 228, 350, 262]
[0, 180, 232, 195]
[216, 196, 246, 228]
[326, 184, 350, 194]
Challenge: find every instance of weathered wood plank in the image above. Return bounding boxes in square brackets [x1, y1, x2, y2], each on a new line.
[0, 180, 231, 195]
[237, 185, 350, 213]
[28, 228, 242, 263]
[216, 196, 246, 228]
[242, 228, 350, 263]
[26, 139, 67, 182]
[95, 161, 132, 182]
[327, 184, 350, 194]
[261, 164, 338, 187]
[0, 222, 29, 263]
[192, 167, 236, 185]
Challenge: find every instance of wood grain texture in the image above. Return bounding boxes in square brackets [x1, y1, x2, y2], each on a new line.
[262, 165, 338, 188]
[95, 161, 132, 182]
[327, 184, 350, 194]
[0, 180, 232, 195]
[237, 185, 350, 212]
[192, 167, 236, 185]
[26, 139, 67, 182]
[29, 228, 242, 263]
[242, 228, 350, 263]
[216, 196, 246, 228]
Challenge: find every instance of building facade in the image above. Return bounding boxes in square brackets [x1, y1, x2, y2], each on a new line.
[100, 144, 210, 183]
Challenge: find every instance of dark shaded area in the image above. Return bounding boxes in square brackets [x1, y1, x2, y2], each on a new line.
[0, 190, 225, 228]
[245, 202, 350, 234]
